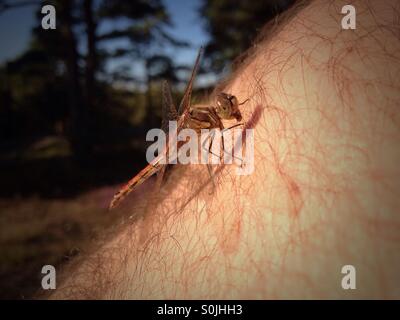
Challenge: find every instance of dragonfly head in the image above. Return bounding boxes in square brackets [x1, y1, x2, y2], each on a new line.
[215, 93, 243, 122]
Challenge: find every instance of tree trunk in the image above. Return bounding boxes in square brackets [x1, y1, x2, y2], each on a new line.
[84, 0, 97, 112]
[62, 0, 88, 161]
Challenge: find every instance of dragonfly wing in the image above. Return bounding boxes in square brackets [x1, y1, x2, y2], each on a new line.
[177, 47, 204, 116]
[159, 80, 179, 187]
[161, 80, 178, 132]
[110, 49, 204, 209]
[157, 48, 203, 189]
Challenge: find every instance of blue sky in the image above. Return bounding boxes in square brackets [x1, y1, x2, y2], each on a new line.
[0, 0, 208, 71]
[0, 5, 36, 63]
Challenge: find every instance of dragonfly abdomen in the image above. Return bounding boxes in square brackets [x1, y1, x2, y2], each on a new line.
[109, 159, 162, 209]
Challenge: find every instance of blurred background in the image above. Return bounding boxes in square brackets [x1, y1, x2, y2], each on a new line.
[0, 0, 295, 299]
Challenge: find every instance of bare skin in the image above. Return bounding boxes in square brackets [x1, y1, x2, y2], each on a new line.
[50, 0, 400, 299]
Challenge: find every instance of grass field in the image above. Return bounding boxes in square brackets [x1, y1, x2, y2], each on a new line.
[0, 136, 147, 299]
[0, 186, 128, 299]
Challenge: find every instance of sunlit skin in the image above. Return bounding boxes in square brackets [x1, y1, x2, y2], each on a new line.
[50, 0, 400, 299]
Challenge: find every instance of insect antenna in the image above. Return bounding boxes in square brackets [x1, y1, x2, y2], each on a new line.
[239, 98, 250, 105]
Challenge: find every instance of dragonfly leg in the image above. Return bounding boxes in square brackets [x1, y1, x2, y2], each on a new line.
[201, 132, 217, 193]
[201, 124, 246, 166]
[201, 129, 220, 159]
[221, 123, 245, 166]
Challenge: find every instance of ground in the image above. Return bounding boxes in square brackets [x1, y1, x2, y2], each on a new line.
[0, 135, 145, 299]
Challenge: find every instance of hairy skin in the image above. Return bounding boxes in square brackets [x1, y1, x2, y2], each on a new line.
[50, 0, 400, 299]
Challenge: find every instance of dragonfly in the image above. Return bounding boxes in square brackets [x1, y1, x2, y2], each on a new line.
[109, 47, 248, 210]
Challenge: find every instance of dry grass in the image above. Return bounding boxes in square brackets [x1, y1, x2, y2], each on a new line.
[0, 185, 129, 299]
